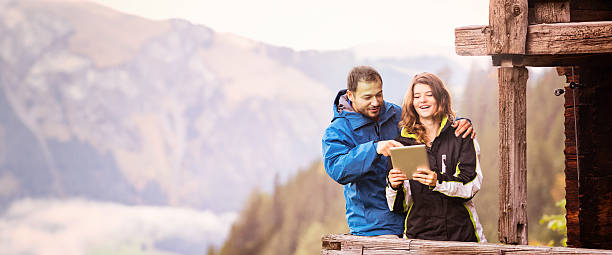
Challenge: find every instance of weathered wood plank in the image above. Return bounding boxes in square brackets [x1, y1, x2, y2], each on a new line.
[455, 21, 612, 56]
[454, 25, 489, 56]
[321, 234, 612, 254]
[528, 0, 612, 23]
[531, 0, 570, 24]
[488, 0, 528, 54]
[455, 25, 489, 56]
[527, 21, 612, 55]
[498, 67, 528, 245]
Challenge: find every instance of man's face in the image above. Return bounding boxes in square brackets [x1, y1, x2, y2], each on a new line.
[347, 80, 383, 119]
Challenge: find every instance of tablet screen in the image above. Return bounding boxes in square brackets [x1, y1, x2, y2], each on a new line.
[389, 144, 430, 179]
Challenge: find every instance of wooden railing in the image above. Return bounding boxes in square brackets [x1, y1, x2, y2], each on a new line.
[322, 234, 612, 254]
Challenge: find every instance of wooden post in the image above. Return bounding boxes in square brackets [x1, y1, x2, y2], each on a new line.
[488, 0, 528, 54]
[498, 66, 528, 245]
[490, 0, 529, 245]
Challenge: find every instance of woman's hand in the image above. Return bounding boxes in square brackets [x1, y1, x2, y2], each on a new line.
[412, 168, 437, 187]
[388, 169, 407, 189]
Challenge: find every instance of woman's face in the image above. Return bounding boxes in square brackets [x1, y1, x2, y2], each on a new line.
[412, 83, 437, 120]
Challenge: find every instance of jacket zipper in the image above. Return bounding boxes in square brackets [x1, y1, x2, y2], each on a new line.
[374, 123, 380, 140]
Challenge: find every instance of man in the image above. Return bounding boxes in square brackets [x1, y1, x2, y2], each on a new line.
[322, 66, 474, 236]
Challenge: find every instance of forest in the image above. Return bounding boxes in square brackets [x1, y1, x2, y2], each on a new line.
[212, 67, 568, 255]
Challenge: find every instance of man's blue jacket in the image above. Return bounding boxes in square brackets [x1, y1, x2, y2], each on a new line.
[322, 89, 406, 236]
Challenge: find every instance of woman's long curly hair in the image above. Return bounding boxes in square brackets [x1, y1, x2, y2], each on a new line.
[399, 72, 455, 144]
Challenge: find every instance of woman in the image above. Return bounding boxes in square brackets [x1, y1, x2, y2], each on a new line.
[386, 72, 486, 242]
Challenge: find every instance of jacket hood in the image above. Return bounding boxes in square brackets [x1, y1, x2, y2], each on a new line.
[334, 89, 356, 114]
[331, 89, 397, 130]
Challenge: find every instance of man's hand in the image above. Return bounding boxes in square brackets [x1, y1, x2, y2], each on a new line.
[412, 168, 437, 187]
[452, 119, 475, 139]
[376, 140, 403, 157]
[388, 169, 407, 189]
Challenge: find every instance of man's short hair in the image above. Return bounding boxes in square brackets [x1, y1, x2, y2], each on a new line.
[347, 66, 382, 92]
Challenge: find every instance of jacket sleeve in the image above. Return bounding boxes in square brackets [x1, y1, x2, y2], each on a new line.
[385, 146, 412, 212]
[322, 125, 379, 185]
[433, 139, 483, 200]
[386, 181, 412, 212]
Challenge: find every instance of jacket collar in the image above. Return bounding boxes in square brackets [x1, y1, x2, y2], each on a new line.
[437, 116, 451, 136]
[332, 89, 397, 130]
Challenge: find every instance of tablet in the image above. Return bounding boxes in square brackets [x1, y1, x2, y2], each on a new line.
[389, 144, 430, 179]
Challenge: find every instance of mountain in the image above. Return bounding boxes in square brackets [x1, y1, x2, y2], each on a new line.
[0, 0, 334, 213]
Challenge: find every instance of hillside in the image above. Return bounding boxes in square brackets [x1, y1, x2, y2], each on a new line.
[218, 161, 347, 255]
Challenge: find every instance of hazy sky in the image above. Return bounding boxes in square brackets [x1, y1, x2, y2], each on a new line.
[89, 0, 489, 56]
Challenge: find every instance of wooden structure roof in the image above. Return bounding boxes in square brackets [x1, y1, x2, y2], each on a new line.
[323, 0, 612, 253]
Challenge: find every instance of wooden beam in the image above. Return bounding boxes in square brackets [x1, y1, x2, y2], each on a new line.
[321, 234, 612, 254]
[454, 25, 490, 56]
[488, 0, 528, 54]
[491, 54, 612, 67]
[527, 21, 612, 55]
[455, 21, 612, 56]
[455, 25, 489, 56]
[498, 67, 528, 245]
